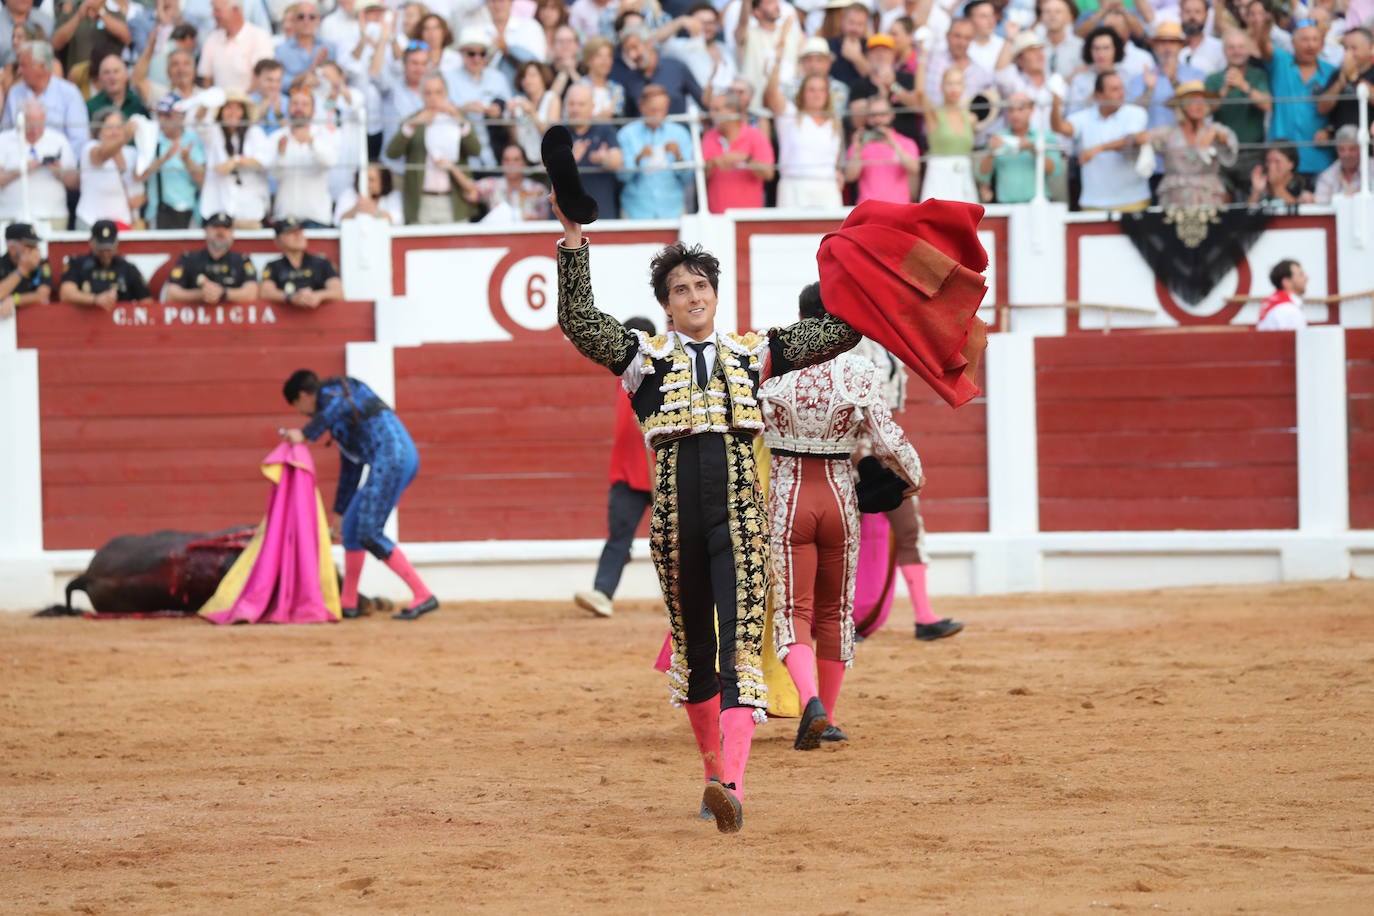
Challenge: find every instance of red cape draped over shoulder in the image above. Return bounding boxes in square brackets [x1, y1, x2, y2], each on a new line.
[817, 199, 990, 408]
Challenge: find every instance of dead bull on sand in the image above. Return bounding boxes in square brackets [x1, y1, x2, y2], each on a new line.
[39, 528, 391, 617]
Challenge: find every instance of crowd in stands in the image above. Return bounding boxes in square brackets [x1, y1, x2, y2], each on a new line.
[0, 0, 1369, 235]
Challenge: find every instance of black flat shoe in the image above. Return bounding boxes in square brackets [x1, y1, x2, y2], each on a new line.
[702, 778, 743, 833]
[392, 595, 439, 621]
[916, 618, 964, 641]
[341, 607, 359, 619]
[794, 696, 829, 751]
[820, 725, 848, 742]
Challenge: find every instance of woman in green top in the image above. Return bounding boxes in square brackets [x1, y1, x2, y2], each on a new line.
[918, 67, 978, 202]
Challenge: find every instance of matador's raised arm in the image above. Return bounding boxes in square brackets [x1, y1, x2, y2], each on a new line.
[556, 241, 639, 376]
[766, 312, 862, 379]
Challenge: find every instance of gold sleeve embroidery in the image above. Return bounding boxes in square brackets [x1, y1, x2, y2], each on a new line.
[556, 243, 637, 374]
[770, 313, 861, 377]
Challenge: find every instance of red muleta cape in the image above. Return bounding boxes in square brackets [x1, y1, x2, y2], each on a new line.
[817, 199, 990, 408]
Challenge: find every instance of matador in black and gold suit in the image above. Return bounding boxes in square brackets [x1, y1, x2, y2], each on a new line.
[556, 231, 859, 834]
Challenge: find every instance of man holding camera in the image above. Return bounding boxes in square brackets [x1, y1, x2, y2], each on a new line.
[0, 100, 77, 234]
[842, 96, 921, 204]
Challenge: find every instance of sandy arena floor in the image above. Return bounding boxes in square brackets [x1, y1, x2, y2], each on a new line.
[2, 579, 1373, 914]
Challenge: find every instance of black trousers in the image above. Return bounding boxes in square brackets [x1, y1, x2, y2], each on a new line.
[592, 481, 652, 597]
[671, 434, 743, 707]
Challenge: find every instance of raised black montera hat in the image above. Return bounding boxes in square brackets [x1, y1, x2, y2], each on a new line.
[541, 125, 599, 225]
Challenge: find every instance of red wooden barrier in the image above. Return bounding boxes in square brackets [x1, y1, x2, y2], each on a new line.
[394, 340, 990, 543]
[19, 300, 374, 550]
[1036, 332, 1298, 531]
[1348, 329, 1374, 530]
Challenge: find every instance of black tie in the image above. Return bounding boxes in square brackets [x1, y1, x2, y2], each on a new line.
[687, 341, 711, 388]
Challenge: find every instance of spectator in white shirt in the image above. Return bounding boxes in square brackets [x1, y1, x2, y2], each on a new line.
[470, 0, 546, 85]
[0, 99, 77, 232]
[926, 16, 997, 102]
[661, 3, 737, 96]
[1256, 259, 1309, 331]
[1051, 68, 1151, 211]
[0, 39, 88, 150]
[197, 0, 276, 94]
[1037, 0, 1084, 80]
[270, 88, 340, 226]
[77, 108, 140, 230]
[964, 0, 1006, 73]
[1177, 0, 1224, 74]
[1314, 125, 1374, 202]
[193, 89, 274, 226]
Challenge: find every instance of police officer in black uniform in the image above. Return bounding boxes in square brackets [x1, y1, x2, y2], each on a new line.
[59, 220, 153, 309]
[166, 212, 261, 304]
[260, 217, 344, 309]
[0, 223, 53, 319]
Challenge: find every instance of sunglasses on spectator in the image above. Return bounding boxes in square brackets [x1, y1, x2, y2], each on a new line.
[463, 48, 488, 57]
[1292, 17, 1317, 27]
[406, 40, 430, 52]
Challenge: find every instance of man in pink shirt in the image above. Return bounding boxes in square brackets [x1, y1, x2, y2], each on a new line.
[197, 0, 276, 94]
[841, 96, 921, 203]
[701, 91, 775, 213]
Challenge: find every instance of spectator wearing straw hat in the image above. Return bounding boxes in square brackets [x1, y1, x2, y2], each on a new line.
[995, 29, 1055, 122]
[449, 25, 512, 169]
[1139, 80, 1237, 209]
[783, 36, 850, 128]
[1126, 20, 1206, 130]
[193, 88, 273, 227]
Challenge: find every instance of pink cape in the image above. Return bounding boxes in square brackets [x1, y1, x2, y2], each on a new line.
[200, 443, 341, 625]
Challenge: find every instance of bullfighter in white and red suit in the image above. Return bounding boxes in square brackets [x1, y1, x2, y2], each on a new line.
[760, 283, 927, 752]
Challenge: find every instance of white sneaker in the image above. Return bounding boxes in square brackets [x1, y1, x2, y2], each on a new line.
[574, 589, 613, 618]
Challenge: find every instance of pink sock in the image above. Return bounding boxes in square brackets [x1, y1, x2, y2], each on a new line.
[341, 550, 365, 608]
[782, 643, 819, 702]
[816, 658, 846, 724]
[719, 707, 756, 800]
[383, 547, 432, 603]
[684, 699, 722, 782]
[901, 563, 940, 625]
